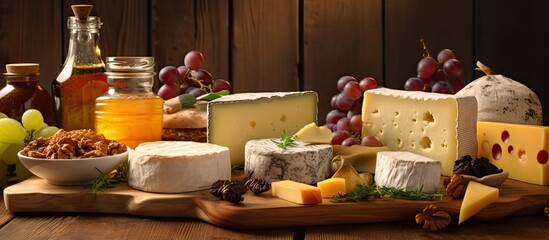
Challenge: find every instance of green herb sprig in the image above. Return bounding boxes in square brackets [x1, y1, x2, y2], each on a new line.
[86, 161, 129, 196]
[272, 130, 297, 150]
[330, 184, 442, 203]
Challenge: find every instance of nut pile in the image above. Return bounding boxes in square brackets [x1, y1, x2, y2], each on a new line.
[22, 129, 127, 159]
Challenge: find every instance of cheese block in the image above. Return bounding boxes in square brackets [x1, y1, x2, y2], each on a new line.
[271, 180, 322, 204]
[375, 151, 441, 193]
[244, 139, 332, 184]
[477, 121, 549, 185]
[317, 178, 346, 198]
[128, 141, 231, 193]
[459, 181, 499, 224]
[207, 91, 318, 165]
[362, 88, 477, 176]
[294, 122, 332, 144]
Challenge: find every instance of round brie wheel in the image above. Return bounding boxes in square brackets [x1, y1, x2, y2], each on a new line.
[128, 141, 230, 193]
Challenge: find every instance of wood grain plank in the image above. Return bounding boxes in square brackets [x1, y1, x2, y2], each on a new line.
[384, 0, 473, 89]
[0, 191, 15, 228]
[475, 1, 549, 126]
[151, 0, 229, 83]
[5, 177, 549, 229]
[0, 0, 62, 92]
[62, 0, 149, 58]
[232, 0, 299, 92]
[303, 0, 383, 124]
[303, 216, 549, 240]
[0, 214, 294, 239]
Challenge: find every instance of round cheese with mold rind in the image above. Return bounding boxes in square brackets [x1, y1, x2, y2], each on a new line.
[128, 141, 230, 193]
[375, 151, 441, 193]
[244, 139, 332, 184]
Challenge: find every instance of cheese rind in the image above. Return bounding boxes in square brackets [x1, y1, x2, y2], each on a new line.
[362, 88, 477, 176]
[128, 141, 231, 193]
[207, 91, 318, 165]
[375, 151, 441, 193]
[459, 181, 499, 224]
[317, 178, 346, 198]
[477, 121, 549, 185]
[244, 139, 332, 184]
[271, 180, 322, 204]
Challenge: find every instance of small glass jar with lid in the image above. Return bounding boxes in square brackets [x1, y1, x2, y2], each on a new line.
[0, 63, 53, 124]
[94, 57, 163, 149]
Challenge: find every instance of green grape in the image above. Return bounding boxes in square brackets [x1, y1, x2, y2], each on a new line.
[2, 143, 25, 165]
[0, 141, 9, 156]
[22, 109, 44, 131]
[40, 123, 48, 130]
[0, 112, 7, 119]
[16, 160, 33, 182]
[0, 160, 8, 188]
[33, 126, 60, 139]
[0, 118, 27, 143]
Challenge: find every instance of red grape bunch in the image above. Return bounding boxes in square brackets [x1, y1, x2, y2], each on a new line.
[157, 50, 232, 100]
[404, 40, 466, 94]
[325, 76, 383, 147]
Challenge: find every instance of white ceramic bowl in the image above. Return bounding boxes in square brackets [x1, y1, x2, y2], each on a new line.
[18, 150, 128, 186]
[462, 170, 509, 187]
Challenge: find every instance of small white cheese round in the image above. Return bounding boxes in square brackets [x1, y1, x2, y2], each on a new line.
[244, 139, 332, 184]
[128, 141, 231, 193]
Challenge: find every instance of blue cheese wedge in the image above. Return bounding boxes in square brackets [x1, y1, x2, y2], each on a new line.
[207, 91, 318, 166]
[128, 141, 231, 193]
[244, 139, 332, 184]
[375, 151, 441, 193]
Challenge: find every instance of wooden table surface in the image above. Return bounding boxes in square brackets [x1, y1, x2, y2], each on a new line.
[1, 190, 548, 240]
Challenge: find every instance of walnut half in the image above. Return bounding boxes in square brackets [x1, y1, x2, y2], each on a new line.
[415, 205, 451, 231]
[446, 173, 468, 199]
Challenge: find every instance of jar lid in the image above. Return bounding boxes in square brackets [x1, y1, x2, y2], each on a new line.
[105, 57, 155, 73]
[5, 63, 39, 75]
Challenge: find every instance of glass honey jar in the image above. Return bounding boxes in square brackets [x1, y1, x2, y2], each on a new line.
[94, 57, 163, 149]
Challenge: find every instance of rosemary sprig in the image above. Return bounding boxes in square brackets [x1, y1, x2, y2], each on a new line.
[272, 130, 297, 150]
[86, 161, 129, 196]
[330, 184, 443, 203]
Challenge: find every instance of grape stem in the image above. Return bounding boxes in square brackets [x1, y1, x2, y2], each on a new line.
[420, 39, 431, 58]
[179, 71, 213, 92]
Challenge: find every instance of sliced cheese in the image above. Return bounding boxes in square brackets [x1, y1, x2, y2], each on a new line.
[128, 141, 231, 193]
[207, 91, 318, 165]
[271, 180, 322, 204]
[244, 139, 332, 184]
[375, 151, 441, 193]
[459, 181, 499, 224]
[317, 178, 346, 198]
[294, 122, 332, 144]
[477, 121, 549, 185]
[331, 145, 390, 173]
[331, 156, 364, 192]
[362, 88, 478, 176]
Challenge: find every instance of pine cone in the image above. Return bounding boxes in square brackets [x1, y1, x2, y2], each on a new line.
[446, 173, 468, 199]
[415, 205, 451, 231]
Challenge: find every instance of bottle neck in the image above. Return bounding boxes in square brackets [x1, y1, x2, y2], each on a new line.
[65, 28, 104, 67]
[107, 74, 155, 94]
[4, 74, 40, 83]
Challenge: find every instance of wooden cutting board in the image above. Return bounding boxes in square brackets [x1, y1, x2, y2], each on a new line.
[3, 176, 549, 229]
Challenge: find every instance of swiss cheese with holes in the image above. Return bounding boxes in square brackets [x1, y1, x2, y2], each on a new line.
[477, 121, 549, 185]
[361, 88, 478, 176]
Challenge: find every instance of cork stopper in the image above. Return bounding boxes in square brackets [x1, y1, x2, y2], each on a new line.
[71, 5, 93, 23]
[6, 63, 39, 75]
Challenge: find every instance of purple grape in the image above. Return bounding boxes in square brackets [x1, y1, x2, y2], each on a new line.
[404, 77, 424, 91]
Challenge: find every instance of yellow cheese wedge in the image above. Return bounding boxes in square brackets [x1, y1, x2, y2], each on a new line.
[477, 121, 549, 185]
[459, 181, 499, 224]
[317, 178, 346, 198]
[294, 122, 332, 144]
[271, 180, 322, 204]
[331, 156, 365, 192]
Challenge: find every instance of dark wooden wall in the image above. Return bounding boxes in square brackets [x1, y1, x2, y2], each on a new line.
[1, 0, 549, 125]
